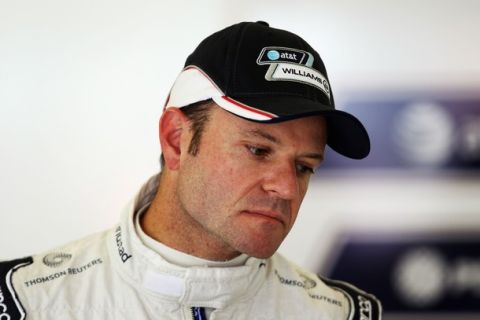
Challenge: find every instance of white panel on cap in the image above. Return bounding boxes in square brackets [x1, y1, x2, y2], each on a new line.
[165, 66, 277, 122]
[165, 67, 223, 108]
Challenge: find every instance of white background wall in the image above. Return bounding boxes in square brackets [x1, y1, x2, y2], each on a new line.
[1, 0, 479, 267]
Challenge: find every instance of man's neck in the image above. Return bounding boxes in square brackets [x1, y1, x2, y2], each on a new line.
[140, 173, 242, 261]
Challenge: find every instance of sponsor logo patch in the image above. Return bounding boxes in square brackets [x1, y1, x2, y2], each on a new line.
[275, 269, 317, 289]
[115, 226, 132, 263]
[42, 252, 72, 268]
[24, 258, 103, 288]
[257, 46, 331, 100]
[274, 270, 343, 307]
[257, 47, 313, 66]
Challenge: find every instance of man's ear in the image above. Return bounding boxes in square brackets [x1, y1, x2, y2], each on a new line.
[159, 108, 189, 171]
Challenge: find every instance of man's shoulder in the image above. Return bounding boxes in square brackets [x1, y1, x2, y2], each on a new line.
[268, 253, 382, 320]
[0, 229, 113, 319]
[1, 228, 112, 277]
[318, 276, 383, 320]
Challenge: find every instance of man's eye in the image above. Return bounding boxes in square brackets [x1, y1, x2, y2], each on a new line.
[296, 164, 315, 175]
[247, 145, 270, 157]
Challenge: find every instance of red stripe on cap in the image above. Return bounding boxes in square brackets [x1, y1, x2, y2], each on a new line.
[221, 96, 276, 119]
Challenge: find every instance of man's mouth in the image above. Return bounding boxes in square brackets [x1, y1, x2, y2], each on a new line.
[242, 210, 286, 226]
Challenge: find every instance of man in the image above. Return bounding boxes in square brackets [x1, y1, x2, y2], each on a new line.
[0, 21, 381, 319]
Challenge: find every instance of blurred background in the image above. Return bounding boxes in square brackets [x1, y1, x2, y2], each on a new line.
[1, 0, 479, 318]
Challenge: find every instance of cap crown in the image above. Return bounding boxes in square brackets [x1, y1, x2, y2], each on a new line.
[185, 22, 334, 113]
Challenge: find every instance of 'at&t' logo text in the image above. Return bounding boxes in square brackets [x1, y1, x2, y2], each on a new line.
[257, 47, 313, 67]
[267, 50, 298, 62]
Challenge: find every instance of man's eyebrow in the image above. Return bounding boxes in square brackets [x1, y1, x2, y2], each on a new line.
[242, 129, 279, 144]
[301, 153, 324, 162]
[242, 129, 325, 161]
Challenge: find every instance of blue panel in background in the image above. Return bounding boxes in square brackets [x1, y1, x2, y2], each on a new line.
[321, 232, 480, 317]
[322, 95, 480, 170]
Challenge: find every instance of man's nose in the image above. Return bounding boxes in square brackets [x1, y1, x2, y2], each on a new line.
[262, 161, 298, 200]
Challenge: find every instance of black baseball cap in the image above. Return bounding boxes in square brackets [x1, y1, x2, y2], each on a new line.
[164, 21, 370, 159]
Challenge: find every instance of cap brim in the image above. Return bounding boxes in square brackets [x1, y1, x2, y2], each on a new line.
[323, 110, 371, 160]
[222, 95, 371, 160]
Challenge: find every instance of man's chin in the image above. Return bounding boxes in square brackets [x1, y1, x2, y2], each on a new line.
[236, 242, 281, 260]
[249, 251, 276, 259]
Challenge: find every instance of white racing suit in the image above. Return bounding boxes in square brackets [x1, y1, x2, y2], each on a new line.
[1, 177, 381, 320]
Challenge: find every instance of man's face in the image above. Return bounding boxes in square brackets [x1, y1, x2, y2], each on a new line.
[175, 105, 327, 259]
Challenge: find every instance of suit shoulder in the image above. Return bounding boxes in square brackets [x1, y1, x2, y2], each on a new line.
[320, 276, 383, 320]
[268, 254, 349, 317]
[269, 254, 382, 319]
[14, 228, 111, 275]
[1, 229, 113, 318]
